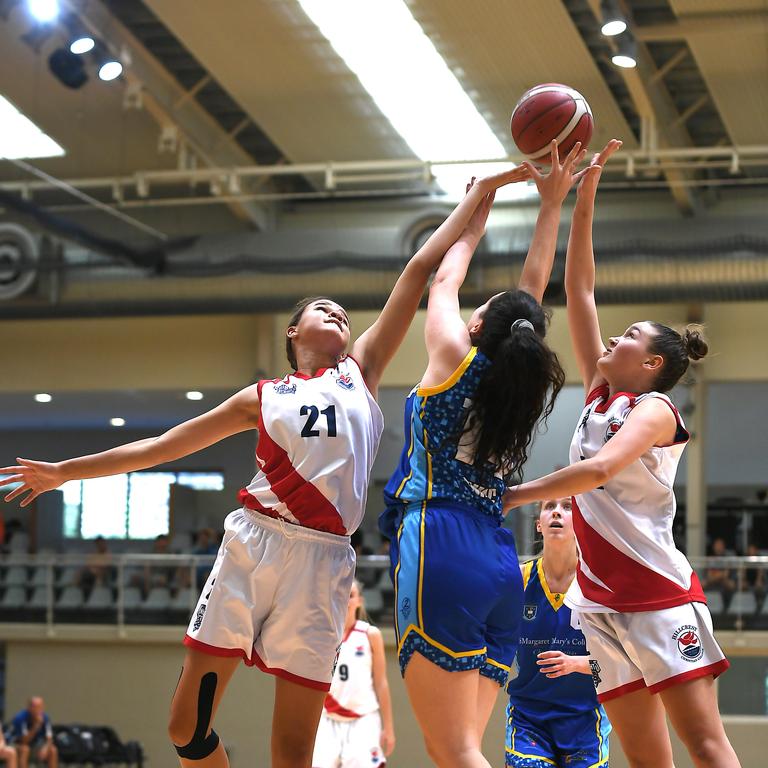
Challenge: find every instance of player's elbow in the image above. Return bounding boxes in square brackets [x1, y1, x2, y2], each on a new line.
[589, 458, 614, 487]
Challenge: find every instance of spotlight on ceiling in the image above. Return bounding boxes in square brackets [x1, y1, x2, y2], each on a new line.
[48, 47, 88, 89]
[110, 417, 126, 427]
[600, 0, 627, 36]
[98, 57, 122, 81]
[34, 393, 52, 403]
[69, 35, 94, 54]
[28, 0, 59, 23]
[185, 391, 204, 401]
[611, 32, 637, 68]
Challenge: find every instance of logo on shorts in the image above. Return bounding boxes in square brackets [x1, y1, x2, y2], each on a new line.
[370, 747, 381, 764]
[605, 417, 623, 442]
[673, 625, 703, 662]
[192, 603, 206, 632]
[589, 658, 602, 688]
[400, 597, 411, 619]
[331, 642, 342, 676]
[336, 373, 355, 390]
[523, 604, 537, 620]
[274, 381, 296, 395]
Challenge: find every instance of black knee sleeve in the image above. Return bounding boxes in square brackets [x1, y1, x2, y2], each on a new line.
[174, 671, 220, 760]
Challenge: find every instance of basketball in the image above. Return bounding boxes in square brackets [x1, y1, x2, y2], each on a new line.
[511, 83, 594, 162]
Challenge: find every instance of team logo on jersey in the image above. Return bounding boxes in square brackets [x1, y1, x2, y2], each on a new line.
[673, 625, 704, 661]
[400, 597, 412, 619]
[604, 417, 623, 442]
[336, 373, 355, 390]
[192, 603, 206, 632]
[523, 604, 537, 620]
[274, 381, 297, 395]
[355, 645, 365, 657]
[589, 658, 602, 688]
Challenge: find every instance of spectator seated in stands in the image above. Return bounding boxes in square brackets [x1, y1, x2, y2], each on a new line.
[142, 534, 176, 594]
[175, 528, 219, 590]
[9, 697, 57, 768]
[744, 541, 766, 598]
[703, 536, 737, 599]
[75, 536, 114, 594]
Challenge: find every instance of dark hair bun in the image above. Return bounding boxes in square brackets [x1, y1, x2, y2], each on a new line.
[683, 326, 708, 361]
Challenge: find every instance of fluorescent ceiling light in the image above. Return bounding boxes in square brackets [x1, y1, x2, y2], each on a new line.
[28, 0, 59, 23]
[297, 0, 534, 202]
[0, 95, 65, 160]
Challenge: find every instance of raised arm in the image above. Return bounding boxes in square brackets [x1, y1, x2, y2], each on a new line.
[565, 140, 623, 393]
[351, 166, 530, 395]
[0, 385, 261, 507]
[502, 396, 675, 509]
[518, 140, 588, 302]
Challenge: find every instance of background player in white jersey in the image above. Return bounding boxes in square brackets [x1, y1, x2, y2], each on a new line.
[0, 165, 531, 768]
[505, 140, 741, 768]
[312, 581, 394, 768]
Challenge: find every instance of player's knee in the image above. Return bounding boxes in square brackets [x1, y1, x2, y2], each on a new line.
[683, 734, 724, 766]
[272, 731, 314, 765]
[169, 671, 220, 760]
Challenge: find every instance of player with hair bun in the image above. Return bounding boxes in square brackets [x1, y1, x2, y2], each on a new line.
[312, 580, 395, 768]
[505, 139, 741, 768]
[0, 164, 531, 768]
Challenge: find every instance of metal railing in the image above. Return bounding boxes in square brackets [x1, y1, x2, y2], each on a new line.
[0, 553, 765, 633]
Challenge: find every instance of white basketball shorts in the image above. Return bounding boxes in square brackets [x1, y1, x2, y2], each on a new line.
[184, 508, 355, 690]
[577, 601, 729, 702]
[312, 710, 385, 768]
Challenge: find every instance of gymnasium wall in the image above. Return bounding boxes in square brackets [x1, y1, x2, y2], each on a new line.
[5, 630, 766, 768]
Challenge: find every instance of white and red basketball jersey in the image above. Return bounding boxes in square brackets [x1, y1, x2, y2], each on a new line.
[566, 384, 705, 614]
[239, 355, 383, 536]
[324, 620, 379, 720]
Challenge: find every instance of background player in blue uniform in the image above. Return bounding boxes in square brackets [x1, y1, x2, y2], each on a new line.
[506, 497, 610, 768]
[381, 142, 591, 768]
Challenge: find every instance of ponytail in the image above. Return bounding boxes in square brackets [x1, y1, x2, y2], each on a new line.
[463, 290, 565, 480]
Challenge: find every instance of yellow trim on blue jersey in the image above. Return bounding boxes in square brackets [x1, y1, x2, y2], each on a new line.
[394, 408, 416, 498]
[393, 519, 405, 646]
[416, 347, 478, 397]
[397, 624, 487, 659]
[536, 558, 571, 612]
[588, 707, 610, 768]
[417, 502, 426, 629]
[504, 747, 557, 766]
[486, 657, 511, 672]
[521, 560, 535, 590]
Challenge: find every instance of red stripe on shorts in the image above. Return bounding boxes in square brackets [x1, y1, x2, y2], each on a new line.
[252, 650, 330, 691]
[647, 658, 730, 695]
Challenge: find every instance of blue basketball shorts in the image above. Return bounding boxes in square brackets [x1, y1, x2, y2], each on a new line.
[387, 501, 523, 686]
[505, 701, 610, 767]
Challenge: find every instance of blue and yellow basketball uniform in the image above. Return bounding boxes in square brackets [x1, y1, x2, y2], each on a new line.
[506, 558, 610, 768]
[379, 347, 523, 685]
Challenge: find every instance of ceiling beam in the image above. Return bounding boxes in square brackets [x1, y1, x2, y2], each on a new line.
[63, 0, 270, 230]
[636, 11, 768, 42]
[586, 0, 700, 214]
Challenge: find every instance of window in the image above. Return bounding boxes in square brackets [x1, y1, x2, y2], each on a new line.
[62, 471, 225, 540]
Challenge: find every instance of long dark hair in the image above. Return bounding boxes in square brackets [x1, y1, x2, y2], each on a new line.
[465, 290, 565, 480]
[285, 296, 335, 370]
[648, 322, 709, 392]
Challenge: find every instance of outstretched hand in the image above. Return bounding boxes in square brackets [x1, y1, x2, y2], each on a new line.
[461, 177, 496, 241]
[0, 458, 64, 507]
[522, 140, 588, 206]
[475, 164, 532, 194]
[576, 139, 623, 201]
